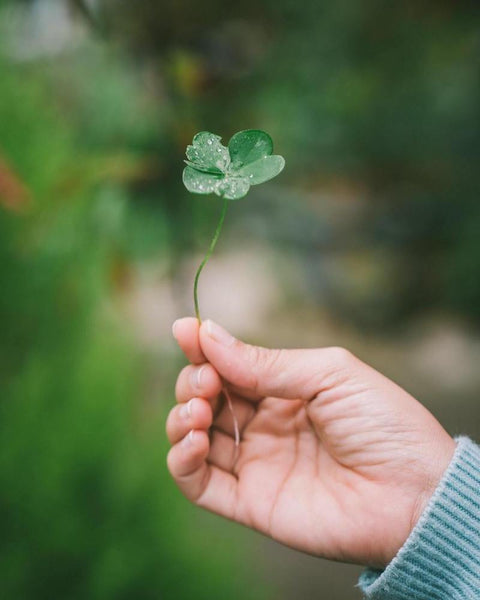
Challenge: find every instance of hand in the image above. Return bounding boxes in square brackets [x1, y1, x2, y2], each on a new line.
[166, 318, 455, 568]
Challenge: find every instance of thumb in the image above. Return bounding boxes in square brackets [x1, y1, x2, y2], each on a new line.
[199, 319, 355, 402]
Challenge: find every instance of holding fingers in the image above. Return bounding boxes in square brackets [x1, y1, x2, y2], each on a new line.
[166, 317, 249, 518]
[165, 392, 239, 521]
[175, 362, 222, 406]
[168, 318, 256, 476]
[165, 397, 213, 446]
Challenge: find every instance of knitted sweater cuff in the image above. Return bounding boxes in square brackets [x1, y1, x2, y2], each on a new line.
[358, 436, 480, 600]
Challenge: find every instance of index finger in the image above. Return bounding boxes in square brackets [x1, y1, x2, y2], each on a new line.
[172, 317, 207, 364]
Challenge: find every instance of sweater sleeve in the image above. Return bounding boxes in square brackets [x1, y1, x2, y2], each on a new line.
[357, 436, 480, 600]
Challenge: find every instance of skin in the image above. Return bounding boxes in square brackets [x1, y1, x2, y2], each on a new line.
[166, 317, 455, 568]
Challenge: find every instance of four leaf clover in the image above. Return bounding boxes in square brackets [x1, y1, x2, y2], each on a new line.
[183, 128, 285, 325]
[182, 128, 285, 447]
[183, 129, 285, 200]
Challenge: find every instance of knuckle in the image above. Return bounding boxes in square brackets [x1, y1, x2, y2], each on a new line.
[175, 365, 189, 390]
[326, 346, 355, 369]
[205, 363, 221, 387]
[166, 447, 176, 474]
[244, 343, 262, 367]
[178, 364, 192, 382]
[265, 347, 286, 371]
[165, 410, 174, 438]
[251, 345, 284, 373]
[247, 345, 286, 395]
[175, 364, 196, 399]
[241, 344, 263, 391]
[165, 405, 183, 442]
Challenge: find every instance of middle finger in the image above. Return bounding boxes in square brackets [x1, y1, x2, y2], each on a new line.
[175, 363, 223, 404]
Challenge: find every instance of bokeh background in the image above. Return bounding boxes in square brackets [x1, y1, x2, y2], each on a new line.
[1, 1, 479, 598]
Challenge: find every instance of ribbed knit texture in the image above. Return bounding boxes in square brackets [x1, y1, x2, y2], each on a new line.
[358, 436, 480, 599]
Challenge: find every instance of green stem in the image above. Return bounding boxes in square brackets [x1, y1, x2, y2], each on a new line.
[194, 197, 228, 323]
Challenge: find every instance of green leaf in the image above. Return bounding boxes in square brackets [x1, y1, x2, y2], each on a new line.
[182, 166, 222, 195]
[186, 131, 230, 172]
[184, 160, 224, 175]
[237, 155, 285, 185]
[215, 176, 250, 200]
[183, 129, 285, 200]
[228, 129, 273, 170]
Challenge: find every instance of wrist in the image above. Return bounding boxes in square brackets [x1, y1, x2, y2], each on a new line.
[410, 433, 456, 530]
[359, 437, 480, 599]
[381, 432, 456, 567]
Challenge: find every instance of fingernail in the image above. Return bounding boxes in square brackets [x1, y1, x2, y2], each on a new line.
[190, 365, 205, 389]
[172, 320, 179, 340]
[183, 430, 195, 446]
[179, 399, 193, 419]
[205, 320, 235, 347]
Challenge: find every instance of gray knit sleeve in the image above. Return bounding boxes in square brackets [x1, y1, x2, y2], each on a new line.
[358, 436, 480, 599]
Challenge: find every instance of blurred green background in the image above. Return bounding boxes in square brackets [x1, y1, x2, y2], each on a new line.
[0, 1, 479, 598]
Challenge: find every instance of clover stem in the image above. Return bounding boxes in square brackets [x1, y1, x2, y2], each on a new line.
[193, 196, 228, 324]
[193, 196, 240, 453]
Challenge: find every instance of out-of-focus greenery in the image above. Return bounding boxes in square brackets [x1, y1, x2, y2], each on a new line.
[0, 15, 263, 600]
[0, 0, 479, 598]
[72, 0, 480, 324]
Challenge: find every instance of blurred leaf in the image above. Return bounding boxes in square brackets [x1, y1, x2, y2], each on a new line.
[0, 154, 31, 211]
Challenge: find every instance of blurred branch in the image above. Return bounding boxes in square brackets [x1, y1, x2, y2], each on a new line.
[0, 154, 31, 213]
[54, 153, 162, 198]
[69, 0, 107, 35]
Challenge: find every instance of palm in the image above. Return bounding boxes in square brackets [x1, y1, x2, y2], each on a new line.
[226, 395, 329, 549]
[214, 387, 418, 567]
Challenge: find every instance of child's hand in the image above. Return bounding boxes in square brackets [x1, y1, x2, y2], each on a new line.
[166, 318, 455, 568]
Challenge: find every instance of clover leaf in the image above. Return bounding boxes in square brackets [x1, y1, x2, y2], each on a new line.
[185, 131, 230, 174]
[183, 129, 285, 200]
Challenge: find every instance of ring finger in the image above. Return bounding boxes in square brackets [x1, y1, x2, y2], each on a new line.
[166, 397, 213, 445]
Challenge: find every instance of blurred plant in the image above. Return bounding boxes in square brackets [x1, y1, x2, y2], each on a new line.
[0, 42, 263, 600]
[82, 0, 480, 327]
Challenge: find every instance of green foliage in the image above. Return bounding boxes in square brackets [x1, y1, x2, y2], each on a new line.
[0, 47, 260, 600]
[89, 0, 480, 325]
